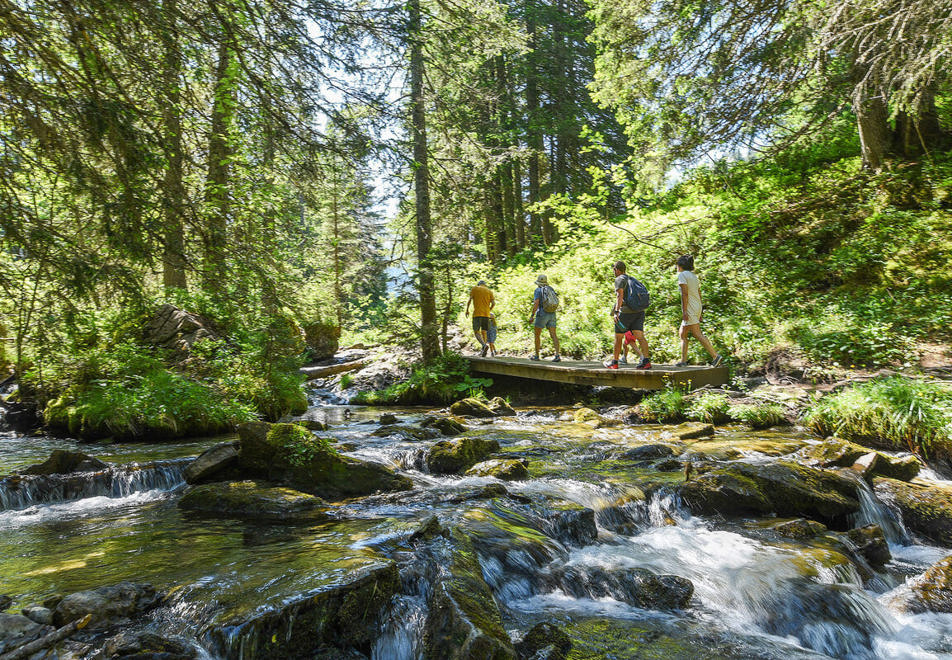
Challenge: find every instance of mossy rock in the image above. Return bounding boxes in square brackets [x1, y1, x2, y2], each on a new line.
[23, 450, 109, 475]
[423, 530, 517, 659]
[184, 442, 239, 484]
[487, 397, 516, 417]
[680, 461, 859, 528]
[465, 459, 529, 481]
[421, 416, 467, 436]
[846, 524, 891, 567]
[573, 408, 602, 424]
[178, 481, 328, 521]
[372, 424, 441, 441]
[799, 439, 869, 468]
[873, 477, 952, 546]
[515, 622, 571, 660]
[771, 518, 828, 539]
[890, 554, 952, 613]
[669, 422, 714, 440]
[238, 422, 413, 499]
[547, 565, 693, 610]
[875, 454, 921, 482]
[426, 437, 501, 475]
[450, 398, 496, 418]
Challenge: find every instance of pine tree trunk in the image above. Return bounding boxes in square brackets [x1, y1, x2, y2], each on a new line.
[409, 0, 439, 361]
[161, 0, 186, 292]
[525, 3, 543, 244]
[203, 41, 234, 292]
[513, 159, 526, 249]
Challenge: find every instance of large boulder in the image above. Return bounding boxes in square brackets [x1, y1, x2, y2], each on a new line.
[465, 459, 529, 481]
[799, 439, 869, 468]
[873, 477, 952, 545]
[423, 532, 517, 659]
[680, 461, 859, 528]
[23, 450, 108, 475]
[548, 565, 693, 610]
[184, 442, 239, 484]
[303, 321, 340, 361]
[53, 582, 161, 630]
[421, 416, 467, 437]
[846, 524, 891, 567]
[426, 437, 501, 475]
[179, 481, 328, 521]
[450, 398, 497, 418]
[487, 397, 516, 417]
[237, 422, 413, 499]
[889, 554, 952, 613]
[142, 304, 216, 360]
[372, 424, 441, 441]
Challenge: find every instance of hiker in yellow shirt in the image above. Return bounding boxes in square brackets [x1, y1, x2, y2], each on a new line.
[466, 280, 495, 357]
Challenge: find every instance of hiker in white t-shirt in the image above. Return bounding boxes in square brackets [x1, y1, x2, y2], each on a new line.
[676, 255, 723, 367]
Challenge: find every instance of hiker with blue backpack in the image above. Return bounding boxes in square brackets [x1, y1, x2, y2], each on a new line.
[604, 261, 651, 370]
[529, 274, 561, 362]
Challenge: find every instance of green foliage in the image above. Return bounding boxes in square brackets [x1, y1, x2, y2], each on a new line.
[639, 387, 687, 423]
[728, 403, 787, 429]
[266, 423, 336, 468]
[685, 392, 731, 424]
[351, 352, 493, 405]
[803, 376, 952, 457]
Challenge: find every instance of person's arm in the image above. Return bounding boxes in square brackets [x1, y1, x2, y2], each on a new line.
[465, 292, 472, 317]
[489, 294, 495, 311]
[529, 295, 539, 321]
[680, 283, 689, 323]
[614, 287, 624, 317]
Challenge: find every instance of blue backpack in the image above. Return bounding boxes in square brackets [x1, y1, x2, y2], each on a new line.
[624, 275, 650, 311]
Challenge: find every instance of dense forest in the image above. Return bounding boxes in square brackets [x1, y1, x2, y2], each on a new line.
[1, 0, 950, 435]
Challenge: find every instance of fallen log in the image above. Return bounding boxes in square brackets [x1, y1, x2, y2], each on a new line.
[0, 613, 92, 660]
[300, 359, 368, 380]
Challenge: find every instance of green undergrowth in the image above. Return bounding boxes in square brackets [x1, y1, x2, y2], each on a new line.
[728, 403, 787, 429]
[267, 423, 336, 467]
[351, 352, 493, 405]
[639, 386, 789, 428]
[684, 392, 731, 424]
[465, 142, 952, 369]
[803, 376, 952, 457]
[22, 300, 309, 440]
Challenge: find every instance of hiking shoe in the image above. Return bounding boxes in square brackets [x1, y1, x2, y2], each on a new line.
[603, 359, 619, 369]
[530, 354, 540, 361]
[710, 354, 723, 367]
[635, 358, 652, 370]
[490, 349, 496, 357]
[618, 356, 628, 365]
[480, 345, 488, 357]
[675, 361, 690, 367]
[552, 355, 561, 362]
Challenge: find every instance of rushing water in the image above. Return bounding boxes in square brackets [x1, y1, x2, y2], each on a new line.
[2, 403, 952, 659]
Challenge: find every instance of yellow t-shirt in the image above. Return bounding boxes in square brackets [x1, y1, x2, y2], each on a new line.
[470, 286, 494, 317]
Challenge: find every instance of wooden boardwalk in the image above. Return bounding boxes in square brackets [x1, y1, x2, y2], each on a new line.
[467, 356, 729, 389]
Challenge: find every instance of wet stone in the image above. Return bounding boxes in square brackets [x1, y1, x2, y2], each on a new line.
[23, 450, 109, 475]
[799, 440, 869, 468]
[487, 397, 517, 417]
[549, 565, 693, 610]
[873, 477, 952, 546]
[184, 442, 239, 484]
[0, 612, 49, 655]
[450, 397, 497, 418]
[54, 582, 161, 630]
[890, 554, 952, 613]
[772, 519, 828, 539]
[371, 424, 440, 441]
[379, 413, 399, 425]
[573, 408, 602, 424]
[515, 622, 572, 660]
[422, 416, 467, 436]
[426, 437, 501, 475]
[618, 444, 674, 461]
[0, 596, 10, 611]
[670, 422, 715, 440]
[21, 605, 52, 626]
[179, 481, 329, 521]
[846, 524, 891, 567]
[101, 630, 198, 660]
[466, 459, 529, 481]
[410, 515, 447, 543]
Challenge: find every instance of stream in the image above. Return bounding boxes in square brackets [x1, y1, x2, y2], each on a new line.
[2, 397, 952, 659]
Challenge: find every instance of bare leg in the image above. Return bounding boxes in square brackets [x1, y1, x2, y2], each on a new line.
[688, 324, 717, 358]
[679, 325, 690, 362]
[548, 327, 560, 355]
[613, 333, 623, 360]
[534, 327, 542, 355]
[633, 330, 650, 359]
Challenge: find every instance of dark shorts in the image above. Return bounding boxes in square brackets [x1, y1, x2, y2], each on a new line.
[615, 311, 645, 334]
[473, 316, 490, 333]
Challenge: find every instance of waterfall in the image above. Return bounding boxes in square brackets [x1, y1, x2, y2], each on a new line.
[0, 458, 188, 511]
[852, 478, 911, 546]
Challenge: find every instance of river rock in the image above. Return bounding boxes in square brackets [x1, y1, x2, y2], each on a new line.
[184, 442, 239, 484]
[618, 444, 674, 461]
[466, 459, 529, 481]
[426, 437, 500, 475]
[890, 554, 952, 613]
[487, 397, 516, 417]
[772, 519, 828, 539]
[847, 524, 891, 567]
[0, 612, 49, 654]
[0, 596, 12, 611]
[450, 398, 497, 418]
[799, 439, 869, 468]
[206, 561, 399, 659]
[421, 416, 467, 436]
[873, 477, 952, 546]
[23, 450, 109, 475]
[515, 622, 572, 660]
[550, 565, 693, 610]
[573, 408, 601, 424]
[21, 605, 52, 626]
[303, 321, 340, 361]
[3, 401, 40, 432]
[294, 418, 328, 432]
[423, 531, 517, 659]
[54, 582, 161, 630]
[680, 461, 859, 527]
[372, 424, 440, 441]
[179, 481, 328, 520]
[238, 422, 413, 499]
[876, 454, 921, 482]
[540, 501, 598, 547]
[101, 630, 198, 659]
[379, 413, 399, 425]
[142, 303, 216, 360]
[410, 515, 447, 543]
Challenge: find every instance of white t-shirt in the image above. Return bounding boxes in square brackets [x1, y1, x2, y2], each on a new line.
[677, 270, 702, 325]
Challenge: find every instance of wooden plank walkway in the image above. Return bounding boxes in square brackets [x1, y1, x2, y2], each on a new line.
[467, 356, 729, 389]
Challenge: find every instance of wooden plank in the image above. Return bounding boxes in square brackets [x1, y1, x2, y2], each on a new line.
[466, 356, 728, 389]
[300, 359, 368, 380]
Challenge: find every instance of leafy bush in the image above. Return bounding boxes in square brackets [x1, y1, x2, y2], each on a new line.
[351, 352, 493, 405]
[803, 376, 952, 457]
[685, 392, 731, 424]
[639, 387, 687, 423]
[728, 403, 787, 429]
[266, 423, 336, 467]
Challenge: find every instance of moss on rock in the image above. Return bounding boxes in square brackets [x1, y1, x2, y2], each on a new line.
[873, 477, 952, 546]
[465, 459, 529, 481]
[178, 481, 328, 520]
[426, 437, 501, 475]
